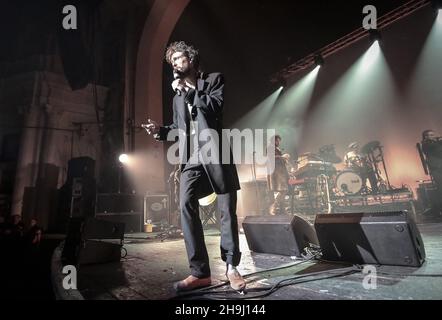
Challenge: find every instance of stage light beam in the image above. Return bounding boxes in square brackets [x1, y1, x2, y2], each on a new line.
[266, 64, 321, 151]
[232, 86, 283, 130]
[360, 41, 380, 73]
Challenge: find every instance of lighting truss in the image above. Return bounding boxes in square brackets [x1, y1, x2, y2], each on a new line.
[271, 0, 431, 82]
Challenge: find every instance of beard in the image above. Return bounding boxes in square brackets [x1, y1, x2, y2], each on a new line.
[174, 65, 193, 79]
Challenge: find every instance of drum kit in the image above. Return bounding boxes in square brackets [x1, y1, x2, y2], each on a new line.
[289, 141, 392, 213]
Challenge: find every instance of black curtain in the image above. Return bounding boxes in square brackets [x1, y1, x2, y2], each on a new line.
[56, 0, 103, 90]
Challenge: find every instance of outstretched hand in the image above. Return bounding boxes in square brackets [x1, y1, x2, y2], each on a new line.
[143, 119, 160, 135]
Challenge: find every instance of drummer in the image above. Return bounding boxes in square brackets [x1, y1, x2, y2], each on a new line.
[344, 141, 378, 194]
[344, 142, 364, 168]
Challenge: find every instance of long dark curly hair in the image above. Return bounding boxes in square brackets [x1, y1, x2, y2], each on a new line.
[165, 41, 200, 70]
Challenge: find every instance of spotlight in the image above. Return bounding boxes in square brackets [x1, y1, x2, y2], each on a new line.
[278, 77, 286, 89]
[368, 29, 381, 43]
[119, 153, 129, 164]
[314, 54, 324, 68]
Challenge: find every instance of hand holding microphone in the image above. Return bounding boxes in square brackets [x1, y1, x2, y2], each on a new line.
[172, 70, 186, 96]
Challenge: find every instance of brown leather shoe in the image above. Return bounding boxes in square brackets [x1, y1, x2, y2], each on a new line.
[173, 275, 211, 292]
[226, 269, 246, 291]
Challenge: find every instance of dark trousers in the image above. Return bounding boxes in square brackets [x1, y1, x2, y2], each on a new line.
[180, 163, 241, 278]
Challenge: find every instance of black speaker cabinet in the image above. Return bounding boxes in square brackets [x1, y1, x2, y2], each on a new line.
[96, 193, 143, 214]
[77, 240, 123, 265]
[95, 212, 142, 233]
[67, 157, 95, 181]
[242, 215, 318, 257]
[62, 217, 125, 266]
[314, 211, 426, 267]
[95, 193, 143, 233]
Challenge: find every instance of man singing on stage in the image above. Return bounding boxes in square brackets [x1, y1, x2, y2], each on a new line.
[144, 41, 246, 292]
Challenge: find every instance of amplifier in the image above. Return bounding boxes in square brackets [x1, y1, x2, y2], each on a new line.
[95, 212, 142, 233]
[144, 194, 169, 224]
[96, 193, 143, 214]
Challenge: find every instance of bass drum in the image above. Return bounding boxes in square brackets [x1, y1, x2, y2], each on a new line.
[336, 170, 363, 195]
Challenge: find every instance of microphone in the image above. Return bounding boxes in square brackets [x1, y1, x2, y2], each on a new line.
[173, 70, 183, 96]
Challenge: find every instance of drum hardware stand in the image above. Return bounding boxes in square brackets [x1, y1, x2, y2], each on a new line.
[251, 151, 263, 215]
[363, 142, 392, 192]
[304, 179, 317, 214]
[378, 146, 392, 190]
[317, 174, 334, 213]
[288, 185, 295, 215]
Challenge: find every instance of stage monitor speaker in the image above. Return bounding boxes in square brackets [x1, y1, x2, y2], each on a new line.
[62, 217, 124, 266]
[242, 215, 318, 257]
[314, 211, 426, 267]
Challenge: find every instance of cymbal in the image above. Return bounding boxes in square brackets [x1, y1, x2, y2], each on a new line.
[361, 141, 381, 154]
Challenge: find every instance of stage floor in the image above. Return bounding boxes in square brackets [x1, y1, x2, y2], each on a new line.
[74, 223, 442, 300]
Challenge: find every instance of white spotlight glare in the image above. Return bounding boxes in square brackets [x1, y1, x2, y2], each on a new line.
[360, 41, 380, 72]
[119, 153, 129, 164]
